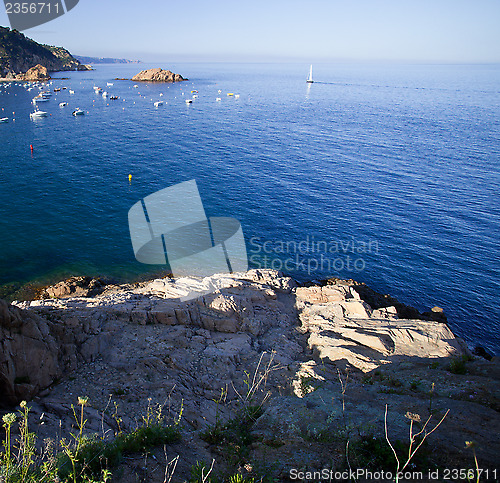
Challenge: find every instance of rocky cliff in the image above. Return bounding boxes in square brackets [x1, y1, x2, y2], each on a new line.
[0, 26, 91, 78]
[1, 270, 498, 479]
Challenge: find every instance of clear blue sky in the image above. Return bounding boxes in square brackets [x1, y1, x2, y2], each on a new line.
[1, 0, 500, 62]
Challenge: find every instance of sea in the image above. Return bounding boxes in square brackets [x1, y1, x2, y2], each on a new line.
[0, 62, 499, 355]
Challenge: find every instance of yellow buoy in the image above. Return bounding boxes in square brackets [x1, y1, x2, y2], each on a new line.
[128, 174, 132, 183]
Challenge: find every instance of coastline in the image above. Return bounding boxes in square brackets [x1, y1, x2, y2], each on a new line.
[1, 265, 496, 360]
[2, 267, 494, 358]
[1, 269, 498, 479]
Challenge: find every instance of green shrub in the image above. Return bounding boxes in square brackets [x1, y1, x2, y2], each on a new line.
[448, 355, 472, 375]
[1, 398, 181, 483]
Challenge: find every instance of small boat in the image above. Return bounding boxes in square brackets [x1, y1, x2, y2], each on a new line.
[154, 101, 163, 107]
[235, 94, 240, 99]
[227, 93, 234, 96]
[306, 65, 313, 83]
[72, 108, 84, 116]
[59, 102, 68, 107]
[30, 110, 48, 119]
[107, 82, 114, 87]
[192, 94, 198, 99]
[94, 86, 103, 93]
[185, 99, 193, 104]
[110, 95, 119, 100]
[216, 97, 222, 101]
[54, 88, 61, 92]
[191, 90, 198, 93]
[133, 85, 139, 88]
[62, 87, 67, 90]
[102, 91, 108, 98]
[32, 96, 49, 103]
[69, 90, 75, 94]
[0, 117, 8, 123]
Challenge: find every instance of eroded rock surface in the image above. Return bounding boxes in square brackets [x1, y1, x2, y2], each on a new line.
[1, 270, 498, 480]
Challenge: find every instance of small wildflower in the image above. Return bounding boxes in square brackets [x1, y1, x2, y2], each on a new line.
[19, 400, 27, 408]
[78, 396, 89, 406]
[2, 413, 16, 425]
[465, 441, 476, 449]
[405, 412, 421, 422]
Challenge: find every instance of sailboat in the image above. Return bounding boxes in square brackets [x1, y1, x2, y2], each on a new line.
[306, 65, 313, 83]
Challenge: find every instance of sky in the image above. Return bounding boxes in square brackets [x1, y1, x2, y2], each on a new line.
[1, 0, 500, 63]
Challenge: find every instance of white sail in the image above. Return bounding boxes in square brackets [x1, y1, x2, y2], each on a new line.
[307, 65, 313, 83]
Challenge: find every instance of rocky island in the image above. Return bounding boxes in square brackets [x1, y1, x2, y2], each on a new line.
[131, 67, 187, 82]
[0, 270, 498, 481]
[0, 26, 92, 80]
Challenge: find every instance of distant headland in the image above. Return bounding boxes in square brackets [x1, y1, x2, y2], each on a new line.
[75, 55, 141, 65]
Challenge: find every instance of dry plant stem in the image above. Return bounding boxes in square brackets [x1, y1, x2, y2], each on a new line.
[337, 368, 349, 433]
[384, 405, 450, 482]
[345, 440, 357, 483]
[246, 351, 279, 401]
[231, 351, 280, 406]
[202, 458, 216, 483]
[472, 447, 480, 483]
[101, 395, 113, 439]
[337, 368, 348, 413]
[162, 449, 179, 483]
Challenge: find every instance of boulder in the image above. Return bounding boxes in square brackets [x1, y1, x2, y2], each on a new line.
[16, 64, 50, 81]
[41, 276, 106, 299]
[0, 296, 116, 406]
[76, 64, 93, 71]
[0, 300, 58, 405]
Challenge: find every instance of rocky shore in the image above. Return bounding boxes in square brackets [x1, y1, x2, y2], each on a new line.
[1, 270, 498, 480]
[0, 63, 50, 81]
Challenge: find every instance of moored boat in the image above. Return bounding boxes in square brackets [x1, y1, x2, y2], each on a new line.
[30, 110, 48, 119]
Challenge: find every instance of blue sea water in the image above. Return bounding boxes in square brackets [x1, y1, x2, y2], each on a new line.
[0, 62, 499, 354]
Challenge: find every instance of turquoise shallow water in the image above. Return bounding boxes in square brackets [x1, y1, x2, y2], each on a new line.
[0, 62, 499, 354]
